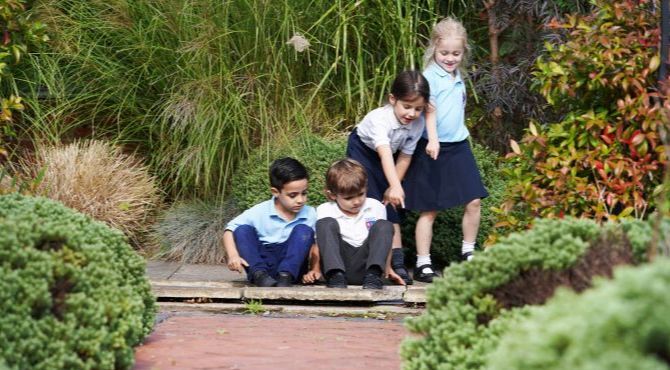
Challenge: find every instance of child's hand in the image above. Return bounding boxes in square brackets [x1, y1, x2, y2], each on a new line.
[383, 186, 405, 209]
[385, 268, 406, 286]
[426, 140, 440, 160]
[227, 256, 248, 273]
[302, 269, 322, 284]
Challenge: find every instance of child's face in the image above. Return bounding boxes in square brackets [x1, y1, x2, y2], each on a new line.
[434, 36, 464, 75]
[332, 189, 366, 217]
[389, 95, 425, 125]
[271, 179, 309, 216]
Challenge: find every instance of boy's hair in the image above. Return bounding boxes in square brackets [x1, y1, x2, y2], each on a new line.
[269, 157, 309, 190]
[390, 70, 430, 103]
[325, 158, 367, 196]
[423, 17, 470, 73]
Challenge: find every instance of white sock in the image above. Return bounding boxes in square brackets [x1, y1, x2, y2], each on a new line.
[462, 240, 475, 254]
[416, 255, 433, 274]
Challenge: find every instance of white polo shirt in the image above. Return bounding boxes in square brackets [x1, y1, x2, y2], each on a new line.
[355, 104, 425, 155]
[316, 198, 387, 248]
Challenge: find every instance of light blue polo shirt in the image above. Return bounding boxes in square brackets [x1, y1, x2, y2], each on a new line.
[226, 198, 316, 245]
[423, 63, 469, 142]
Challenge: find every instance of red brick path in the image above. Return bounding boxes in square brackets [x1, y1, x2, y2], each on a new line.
[133, 312, 408, 370]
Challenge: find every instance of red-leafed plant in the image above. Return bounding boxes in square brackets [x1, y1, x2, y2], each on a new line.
[491, 0, 668, 241]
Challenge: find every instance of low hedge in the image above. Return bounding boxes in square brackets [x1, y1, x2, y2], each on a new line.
[401, 217, 659, 370]
[0, 193, 156, 370]
[487, 257, 670, 370]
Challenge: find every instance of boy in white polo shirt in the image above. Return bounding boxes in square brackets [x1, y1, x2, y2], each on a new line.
[315, 159, 393, 289]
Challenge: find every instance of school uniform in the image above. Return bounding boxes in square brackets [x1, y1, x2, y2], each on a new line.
[226, 198, 316, 282]
[404, 63, 488, 211]
[316, 198, 392, 285]
[346, 104, 425, 223]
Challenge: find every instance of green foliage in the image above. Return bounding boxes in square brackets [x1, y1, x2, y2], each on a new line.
[401, 141, 507, 267]
[0, 0, 47, 156]
[486, 258, 670, 370]
[0, 193, 156, 370]
[401, 217, 657, 370]
[231, 134, 347, 210]
[495, 0, 667, 237]
[19, 0, 440, 202]
[244, 299, 265, 315]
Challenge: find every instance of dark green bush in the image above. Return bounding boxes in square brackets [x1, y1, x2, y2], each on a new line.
[401, 141, 507, 267]
[486, 257, 670, 370]
[231, 134, 348, 209]
[401, 217, 658, 370]
[0, 193, 156, 370]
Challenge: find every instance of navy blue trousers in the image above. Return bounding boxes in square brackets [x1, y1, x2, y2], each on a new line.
[233, 224, 314, 283]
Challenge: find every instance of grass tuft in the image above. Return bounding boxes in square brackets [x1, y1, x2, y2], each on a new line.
[22, 140, 162, 249]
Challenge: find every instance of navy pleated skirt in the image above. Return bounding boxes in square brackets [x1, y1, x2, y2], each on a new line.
[346, 129, 403, 223]
[404, 137, 488, 211]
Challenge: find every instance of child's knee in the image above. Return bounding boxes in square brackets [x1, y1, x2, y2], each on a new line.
[370, 219, 393, 235]
[467, 198, 481, 210]
[233, 224, 258, 239]
[291, 224, 315, 244]
[316, 217, 339, 232]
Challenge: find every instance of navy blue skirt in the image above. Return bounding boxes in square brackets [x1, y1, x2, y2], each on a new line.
[346, 129, 403, 223]
[404, 138, 488, 211]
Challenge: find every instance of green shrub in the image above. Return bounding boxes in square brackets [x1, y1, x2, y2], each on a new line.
[495, 0, 667, 237]
[486, 257, 670, 370]
[401, 141, 507, 267]
[231, 133, 347, 209]
[401, 217, 654, 370]
[0, 193, 156, 370]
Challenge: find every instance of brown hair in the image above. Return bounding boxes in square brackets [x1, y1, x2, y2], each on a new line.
[325, 158, 367, 198]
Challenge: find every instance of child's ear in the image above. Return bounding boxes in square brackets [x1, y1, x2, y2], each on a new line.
[325, 189, 336, 201]
[388, 93, 397, 105]
[270, 187, 280, 197]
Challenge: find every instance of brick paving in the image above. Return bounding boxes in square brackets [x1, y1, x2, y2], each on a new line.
[133, 311, 408, 370]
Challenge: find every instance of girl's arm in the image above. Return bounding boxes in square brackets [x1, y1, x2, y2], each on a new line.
[425, 103, 439, 160]
[377, 144, 405, 208]
[395, 153, 413, 181]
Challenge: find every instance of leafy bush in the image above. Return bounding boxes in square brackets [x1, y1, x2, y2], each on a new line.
[0, 193, 155, 370]
[231, 133, 348, 209]
[401, 141, 507, 267]
[494, 0, 667, 237]
[23, 140, 162, 249]
[486, 257, 670, 370]
[401, 217, 657, 370]
[155, 199, 238, 264]
[0, 0, 47, 156]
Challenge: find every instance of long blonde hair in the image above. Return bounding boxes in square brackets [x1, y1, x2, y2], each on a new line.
[423, 17, 470, 74]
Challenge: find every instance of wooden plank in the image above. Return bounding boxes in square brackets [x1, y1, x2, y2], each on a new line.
[145, 260, 181, 280]
[169, 263, 246, 283]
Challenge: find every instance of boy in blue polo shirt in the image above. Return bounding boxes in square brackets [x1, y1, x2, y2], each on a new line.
[223, 157, 319, 287]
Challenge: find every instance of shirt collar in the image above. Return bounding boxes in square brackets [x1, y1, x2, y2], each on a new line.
[427, 62, 462, 83]
[268, 197, 307, 221]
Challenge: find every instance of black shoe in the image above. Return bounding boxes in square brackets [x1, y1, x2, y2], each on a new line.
[362, 272, 383, 290]
[413, 264, 438, 283]
[391, 249, 413, 285]
[326, 270, 347, 288]
[276, 272, 293, 287]
[252, 270, 277, 287]
[462, 251, 474, 262]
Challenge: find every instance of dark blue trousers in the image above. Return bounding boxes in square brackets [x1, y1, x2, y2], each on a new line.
[233, 224, 314, 283]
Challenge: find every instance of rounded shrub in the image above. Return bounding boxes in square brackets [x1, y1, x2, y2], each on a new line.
[486, 258, 670, 370]
[401, 217, 653, 370]
[0, 193, 156, 370]
[231, 133, 347, 209]
[401, 141, 507, 267]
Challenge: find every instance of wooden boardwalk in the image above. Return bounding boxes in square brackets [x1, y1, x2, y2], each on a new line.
[147, 260, 427, 305]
